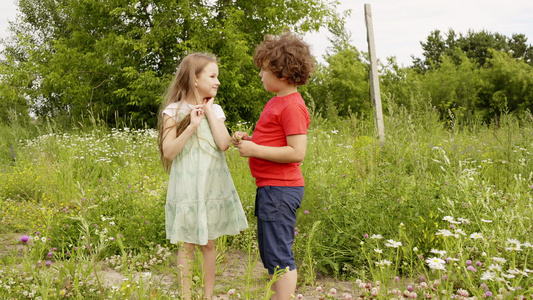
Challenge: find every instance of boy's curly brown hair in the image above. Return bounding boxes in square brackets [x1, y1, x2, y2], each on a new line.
[253, 31, 315, 86]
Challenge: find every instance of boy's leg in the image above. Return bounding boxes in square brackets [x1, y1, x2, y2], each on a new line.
[255, 186, 303, 300]
[199, 240, 216, 299]
[177, 242, 196, 300]
[271, 269, 298, 300]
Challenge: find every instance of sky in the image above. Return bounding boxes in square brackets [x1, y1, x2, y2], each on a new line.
[1, 0, 533, 66]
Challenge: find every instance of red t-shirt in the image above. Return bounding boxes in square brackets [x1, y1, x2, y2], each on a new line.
[249, 92, 310, 187]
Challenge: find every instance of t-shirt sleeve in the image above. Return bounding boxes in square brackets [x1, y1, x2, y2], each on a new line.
[162, 103, 179, 121]
[212, 104, 226, 120]
[281, 103, 310, 136]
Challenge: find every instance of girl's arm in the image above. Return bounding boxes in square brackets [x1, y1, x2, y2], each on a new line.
[203, 99, 231, 151]
[161, 106, 203, 161]
[236, 134, 307, 163]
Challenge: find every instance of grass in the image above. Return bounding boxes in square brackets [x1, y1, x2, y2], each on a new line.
[1, 102, 533, 299]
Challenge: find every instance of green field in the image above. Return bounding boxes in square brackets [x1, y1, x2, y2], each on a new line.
[1, 105, 532, 299]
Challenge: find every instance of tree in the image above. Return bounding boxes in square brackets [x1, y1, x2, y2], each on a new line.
[0, 0, 340, 126]
[412, 29, 533, 73]
[303, 16, 371, 119]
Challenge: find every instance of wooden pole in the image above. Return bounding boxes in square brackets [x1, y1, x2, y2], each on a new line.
[364, 3, 385, 142]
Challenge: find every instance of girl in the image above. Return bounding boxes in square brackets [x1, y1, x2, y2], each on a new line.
[158, 53, 248, 299]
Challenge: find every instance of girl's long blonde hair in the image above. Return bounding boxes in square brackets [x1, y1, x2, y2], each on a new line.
[157, 53, 218, 173]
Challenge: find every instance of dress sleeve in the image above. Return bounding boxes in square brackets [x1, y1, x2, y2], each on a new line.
[162, 103, 179, 121]
[212, 104, 226, 121]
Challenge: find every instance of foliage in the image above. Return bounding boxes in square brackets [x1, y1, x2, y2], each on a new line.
[302, 19, 371, 119]
[412, 29, 533, 72]
[0, 0, 340, 126]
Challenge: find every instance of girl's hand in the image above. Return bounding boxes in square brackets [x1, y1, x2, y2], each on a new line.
[189, 105, 204, 129]
[202, 97, 215, 115]
[232, 131, 251, 147]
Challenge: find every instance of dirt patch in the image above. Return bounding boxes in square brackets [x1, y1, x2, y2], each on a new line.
[1, 234, 357, 299]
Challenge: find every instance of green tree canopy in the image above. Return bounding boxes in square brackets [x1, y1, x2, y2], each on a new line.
[412, 29, 533, 73]
[0, 0, 341, 126]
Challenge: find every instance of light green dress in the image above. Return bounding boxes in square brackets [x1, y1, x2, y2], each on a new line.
[163, 102, 248, 245]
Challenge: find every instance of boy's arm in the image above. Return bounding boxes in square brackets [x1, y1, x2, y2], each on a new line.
[237, 134, 307, 163]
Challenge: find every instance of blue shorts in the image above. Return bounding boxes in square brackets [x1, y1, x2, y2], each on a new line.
[255, 186, 304, 274]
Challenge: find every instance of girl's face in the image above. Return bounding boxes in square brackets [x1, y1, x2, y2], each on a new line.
[195, 62, 220, 99]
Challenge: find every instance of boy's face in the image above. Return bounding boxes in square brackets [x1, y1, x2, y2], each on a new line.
[259, 64, 286, 93]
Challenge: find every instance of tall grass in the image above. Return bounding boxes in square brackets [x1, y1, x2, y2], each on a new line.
[1, 102, 532, 298]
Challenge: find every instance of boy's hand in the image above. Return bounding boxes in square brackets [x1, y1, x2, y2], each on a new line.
[232, 131, 251, 147]
[235, 140, 256, 157]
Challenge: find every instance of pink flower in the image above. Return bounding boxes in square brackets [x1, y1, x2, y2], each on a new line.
[304, 210, 309, 214]
[227, 289, 236, 296]
[315, 286, 323, 293]
[20, 235, 29, 243]
[329, 288, 337, 294]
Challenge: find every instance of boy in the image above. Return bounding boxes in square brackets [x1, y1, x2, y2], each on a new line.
[232, 31, 314, 300]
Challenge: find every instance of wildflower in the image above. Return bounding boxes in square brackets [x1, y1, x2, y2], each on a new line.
[342, 293, 353, 300]
[304, 210, 309, 214]
[41, 237, 47, 243]
[476, 261, 482, 266]
[430, 249, 446, 256]
[481, 219, 493, 223]
[407, 285, 413, 292]
[466, 266, 477, 272]
[420, 282, 428, 288]
[457, 217, 470, 224]
[425, 257, 446, 270]
[20, 235, 29, 243]
[370, 234, 383, 239]
[296, 294, 303, 299]
[47, 251, 53, 258]
[435, 229, 454, 237]
[375, 259, 392, 267]
[374, 249, 383, 254]
[488, 264, 502, 272]
[385, 239, 402, 248]
[457, 289, 469, 297]
[315, 286, 323, 293]
[466, 260, 472, 266]
[492, 257, 507, 264]
[371, 287, 379, 297]
[364, 233, 369, 238]
[394, 276, 399, 282]
[45, 260, 51, 267]
[329, 288, 337, 295]
[442, 216, 454, 222]
[227, 289, 236, 296]
[505, 243, 522, 252]
[484, 291, 493, 297]
[481, 271, 496, 281]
